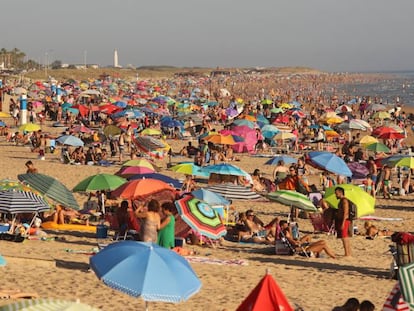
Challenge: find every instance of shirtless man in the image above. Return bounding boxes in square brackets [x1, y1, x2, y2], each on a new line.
[334, 187, 351, 256]
[382, 164, 392, 199]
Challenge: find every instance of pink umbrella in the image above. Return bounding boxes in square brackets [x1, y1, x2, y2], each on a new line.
[115, 166, 155, 177]
[71, 125, 93, 133]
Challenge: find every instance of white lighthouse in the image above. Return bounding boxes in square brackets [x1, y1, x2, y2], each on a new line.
[114, 49, 120, 68]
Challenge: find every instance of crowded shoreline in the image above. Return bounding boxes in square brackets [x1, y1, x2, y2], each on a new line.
[0, 70, 414, 310]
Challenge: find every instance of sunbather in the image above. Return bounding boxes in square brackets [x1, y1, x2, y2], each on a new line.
[364, 221, 394, 239]
[279, 220, 336, 259]
[240, 210, 279, 244]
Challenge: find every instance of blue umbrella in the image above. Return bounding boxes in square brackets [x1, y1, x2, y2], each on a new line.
[265, 155, 297, 166]
[56, 135, 84, 147]
[129, 173, 182, 189]
[0, 121, 6, 127]
[90, 241, 201, 308]
[162, 119, 183, 128]
[308, 151, 352, 177]
[115, 101, 127, 108]
[191, 188, 230, 206]
[204, 163, 250, 178]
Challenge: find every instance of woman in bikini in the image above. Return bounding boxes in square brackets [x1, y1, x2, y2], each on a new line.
[364, 221, 394, 239]
[135, 199, 161, 243]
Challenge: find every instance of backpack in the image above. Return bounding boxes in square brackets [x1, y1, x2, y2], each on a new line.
[348, 202, 357, 221]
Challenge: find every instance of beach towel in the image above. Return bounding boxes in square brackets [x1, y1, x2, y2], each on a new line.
[359, 216, 403, 221]
[185, 256, 248, 266]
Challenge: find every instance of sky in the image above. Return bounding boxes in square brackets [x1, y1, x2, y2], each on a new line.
[1, 0, 414, 72]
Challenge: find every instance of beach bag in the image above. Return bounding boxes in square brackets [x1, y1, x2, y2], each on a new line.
[348, 202, 357, 221]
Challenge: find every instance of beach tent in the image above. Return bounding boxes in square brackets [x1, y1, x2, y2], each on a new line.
[236, 271, 294, 311]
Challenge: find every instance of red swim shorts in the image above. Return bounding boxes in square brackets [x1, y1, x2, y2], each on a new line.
[336, 220, 351, 238]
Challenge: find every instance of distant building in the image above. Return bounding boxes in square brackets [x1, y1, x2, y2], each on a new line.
[114, 49, 121, 68]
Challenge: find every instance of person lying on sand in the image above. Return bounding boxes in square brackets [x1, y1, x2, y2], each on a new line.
[238, 210, 279, 244]
[364, 221, 394, 239]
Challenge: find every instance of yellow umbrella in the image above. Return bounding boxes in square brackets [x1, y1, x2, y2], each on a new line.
[236, 98, 244, 104]
[373, 111, 391, 119]
[359, 135, 378, 147]
[0, 111, 11, 118]
[279, 103, 292, 109]
[18, 123, 41, 132]
[325, 130, 340, 138]
[273, 132, 296, 140]
[140, 128, 161, 136]
[325, 116, 344, 124]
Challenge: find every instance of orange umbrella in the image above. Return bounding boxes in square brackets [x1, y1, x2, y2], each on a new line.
[111, 178, 174, 200]
[243, 115, 257, 122]
[204, 134, 236, 145]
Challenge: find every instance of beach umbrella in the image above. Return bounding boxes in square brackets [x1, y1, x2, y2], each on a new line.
[170, 163, 209, 177]
[359, 135, 378, 147]
[0, 111, 11, 118]
[71, 124, 93, 133]
[265, 155, 297, 165]
[373, 126, 400, 136]
[18, 173, 80, 210]
[175, 195, 227, 239]
[267, 190, 317, 212]
[335, 105, 352, 114]
[373, 111, 391, 119]
[353, 119, 372, 130]
[236, 271, 294, 311]
[398, 263, 414, 309]
[377, 132, 405, 140]
[0, 190, 50, 214]
[392, 156, 414, 169]
[231, 119, 256, 129]
[203, 163, 250, 177]
[382, 282, 410, 311]
[111, 178, 174, 200]
[191, 189, 230, 206]
[365, 142, 390, 153]
[324, 184, 375, 217]
[123, 158, 156, 170]
[90, 241, 201, 310]
[337, 120, 368, 131]
[261, 124, 280, 138]
[347, 162, 369, 179]
[18, 123, 41, 132]
[367, 103, 387, 111]
[103, 125, 122, 137]
[307, 151, 352, 177]
[56, 135, 84, 147]
[140, 128, 161, 136]
[204, 134, 236, 145]
[129, 173, 182, 189]
[115, 166, 155, 177]
[73, 174, 127, 192]
[205, 183, 263, 201]
[0, 179, 40, 194]
[0, 298, 101, 311]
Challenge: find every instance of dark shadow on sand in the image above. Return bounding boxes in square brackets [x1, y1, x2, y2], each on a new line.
[55, 259, 90, 272]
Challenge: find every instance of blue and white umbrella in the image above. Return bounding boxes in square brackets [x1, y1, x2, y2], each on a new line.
[90, 241, 201, 309]
[265, 155, 297, 166]
[56, 135, 84, 147]
[191, 188, 230, 206]
[0, 190, 50, 214]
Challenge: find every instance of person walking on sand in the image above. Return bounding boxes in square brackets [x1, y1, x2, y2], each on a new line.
[334, 186, 351, 257]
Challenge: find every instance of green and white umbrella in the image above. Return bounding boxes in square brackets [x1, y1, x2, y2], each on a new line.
[398, 262, 414, 309]
[18, 173, 79, 210]
[0, 298, 100, 310]
[267, 190, 317, 212]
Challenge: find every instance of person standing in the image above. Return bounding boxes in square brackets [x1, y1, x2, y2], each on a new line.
[135, 199, 160, 243]
[157, 202, 175, 249]
[334, 186, 351, 257]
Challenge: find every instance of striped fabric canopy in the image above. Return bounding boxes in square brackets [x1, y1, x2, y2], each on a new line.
[17, 173, 79, 210]
[0, 190, 50, 214]
[267, 190, 318, 212]
[205, 183, 264, 201]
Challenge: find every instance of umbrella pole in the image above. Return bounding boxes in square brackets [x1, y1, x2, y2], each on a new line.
[145, 301, 149, 311]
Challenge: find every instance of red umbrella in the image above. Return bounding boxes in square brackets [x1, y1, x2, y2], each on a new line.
[111, 178, 174, 200]
[377, 132, 405, 140]
[236, 271, 294, 311]
[71, 104, 89, 117]
[372, 126, 400, 137]
[71, 124, 93, 133]
[99, 104, 121, 114]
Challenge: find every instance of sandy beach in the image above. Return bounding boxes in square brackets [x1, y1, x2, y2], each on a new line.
[0, 70, 413, 310]
[0, 119, 413, 311]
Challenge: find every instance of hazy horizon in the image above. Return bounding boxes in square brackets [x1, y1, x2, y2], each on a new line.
[2, 0, 414, 73]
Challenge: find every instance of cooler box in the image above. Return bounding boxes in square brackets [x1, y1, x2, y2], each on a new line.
[96, 224, 108, 239]
[175, 237, 186, 247]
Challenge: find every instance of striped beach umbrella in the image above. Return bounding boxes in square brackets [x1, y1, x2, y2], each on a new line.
[398, 262, 414, 309]
[175, 195, 227, 239]
[18, 173, 80, 210]
[267, 190, 317, 212]
[383, 282, 410, 311]
[0, 190, 50, 214]
[205, 183, 263, 201]
[0, 298, 100, 310]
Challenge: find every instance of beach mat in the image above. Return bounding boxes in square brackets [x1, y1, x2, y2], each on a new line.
[186, 256, 248, 266]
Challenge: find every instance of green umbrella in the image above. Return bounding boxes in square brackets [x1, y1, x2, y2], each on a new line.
[18, 173, 79, 210]
[73, 173, 127, 192]
[103, 124, 122, 137]
[323, 184, 375, 218]
[392, 156, 414, 169]
[170, 163, 209, 177]
[365, 142, 390, 153]
[267, 190, 317, 212]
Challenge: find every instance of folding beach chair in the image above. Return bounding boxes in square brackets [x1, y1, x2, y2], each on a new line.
[309, 213, 335, 235]
[279, 230, 310, 258]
